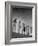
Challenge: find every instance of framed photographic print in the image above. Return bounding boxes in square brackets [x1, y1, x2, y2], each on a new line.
[5, 1, 37, 44]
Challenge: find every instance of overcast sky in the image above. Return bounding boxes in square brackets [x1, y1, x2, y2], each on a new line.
[11, 8, 32, 26]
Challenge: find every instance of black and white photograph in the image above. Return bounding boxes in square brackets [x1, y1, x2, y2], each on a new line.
[11, 7, 32, 38]
[5, 1, 37, 44]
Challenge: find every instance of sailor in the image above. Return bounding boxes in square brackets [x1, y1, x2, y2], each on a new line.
[25, 26, 29, 36]
[12, 18, 17, 32]
[18, 21, 21, 33]
[22, 23, 25, 35]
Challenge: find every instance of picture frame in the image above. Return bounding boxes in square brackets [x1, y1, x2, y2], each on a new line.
[5, 1, 37, 44]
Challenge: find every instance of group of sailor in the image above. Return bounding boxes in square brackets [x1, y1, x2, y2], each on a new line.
[12, 18, 32, 36]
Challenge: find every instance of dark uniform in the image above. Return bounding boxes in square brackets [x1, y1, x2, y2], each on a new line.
[22, 23, 25, 35]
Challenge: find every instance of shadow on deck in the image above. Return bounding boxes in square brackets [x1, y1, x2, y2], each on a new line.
[11, 32, 32, 38]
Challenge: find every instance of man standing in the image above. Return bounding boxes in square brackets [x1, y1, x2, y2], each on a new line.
[18, 21, 21, 34]
[22, 23, 25, 35]
[12, 18, 17, 32]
